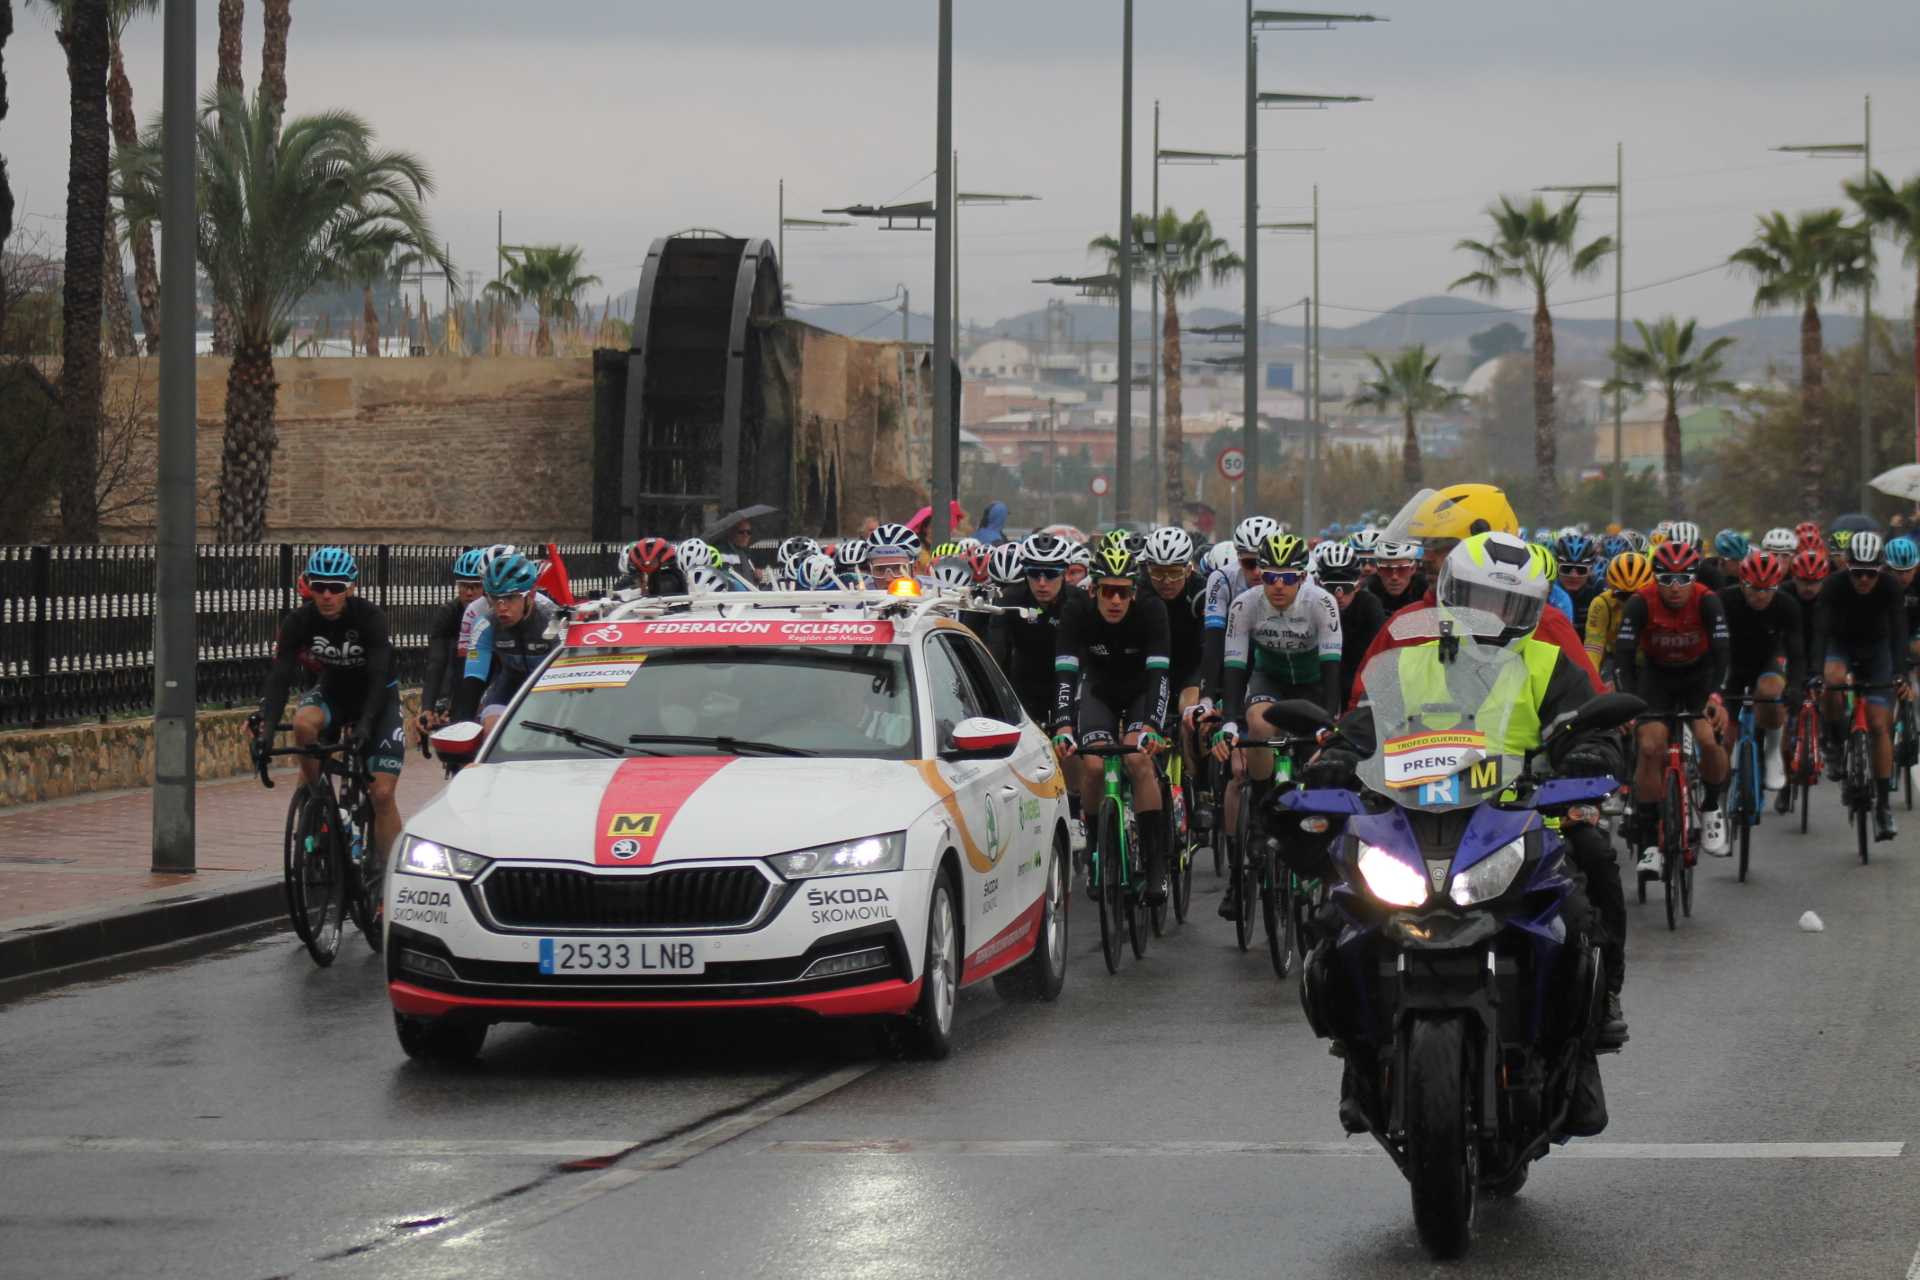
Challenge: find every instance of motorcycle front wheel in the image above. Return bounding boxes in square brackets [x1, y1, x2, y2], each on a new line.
[1405, 1015, 1475, 1260]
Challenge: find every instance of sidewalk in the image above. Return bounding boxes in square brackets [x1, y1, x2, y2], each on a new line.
[0, 762, 447, 978]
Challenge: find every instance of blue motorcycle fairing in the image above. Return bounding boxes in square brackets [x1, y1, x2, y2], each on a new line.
[1455, 805, 1538, 876]
[1277, 787, 1367, 815]
[1531, 775, 1621, 807]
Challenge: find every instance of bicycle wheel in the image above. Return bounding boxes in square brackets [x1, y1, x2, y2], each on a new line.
[282, 788, 315, 945]
[1734, 739, 1753, 884]
[1850, 731, 1871, 866]
[1233, 782, 1256, 952]
[1267, 873, 1296, 981]
[1661, 770, 1684, 932]
[1095, 798, 1124, 974]
[1150, 780, 1172, 938]
[1125, 813, 1149, 960]
[1171, 786, 1194, 925]
[1210, 759, 1228, 877]
[291, 793, 347, 966]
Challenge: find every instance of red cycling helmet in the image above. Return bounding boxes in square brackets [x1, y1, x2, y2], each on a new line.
[1652, 540, 1702, 575]
[964, 545, 991, 584]
[1738, 549, 1788, 590]
[1793, 521, 1823, 551]
[1790, 547, 1831, 581]
[626, 537, 677, 574]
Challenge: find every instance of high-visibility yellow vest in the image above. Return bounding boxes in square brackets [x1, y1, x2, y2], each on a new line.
[1392, 634, 1561, 757]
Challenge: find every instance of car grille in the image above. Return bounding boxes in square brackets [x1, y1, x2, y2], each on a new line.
[481, 865, 774, 930]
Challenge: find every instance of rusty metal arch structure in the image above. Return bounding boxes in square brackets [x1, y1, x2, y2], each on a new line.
[617, 232, 786, 538]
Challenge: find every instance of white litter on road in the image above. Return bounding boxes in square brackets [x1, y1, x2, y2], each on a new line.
[1799, 910, 1825, 932]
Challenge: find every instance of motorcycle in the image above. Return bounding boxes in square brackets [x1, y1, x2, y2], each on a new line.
[1263, 607, 1642, 1259]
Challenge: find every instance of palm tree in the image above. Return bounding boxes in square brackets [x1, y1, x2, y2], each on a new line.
[260, 0, 290, 128]
[1728, 209, 1870, 516]
[120, 88, 449, 541]
[41, 0, 111, 540]
[341, 243, 420, 356]
[1450, 195, 1614, 511]
[1848, 171, 1920, 446]
[1347, 344, 1464, 488]
[1089, 208, 1241, 517]
[1, 0, 13, 250]
[485, 245, 599, 356]
[1600, 317, 1736, 508]
[104, 0, 159, 351]
[215, 0, 241, 91]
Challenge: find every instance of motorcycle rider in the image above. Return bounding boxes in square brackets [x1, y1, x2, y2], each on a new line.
[1298, 532, 1630, 1135]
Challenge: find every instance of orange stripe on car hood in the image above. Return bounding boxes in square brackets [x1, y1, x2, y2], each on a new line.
[594, 757, 735, 866]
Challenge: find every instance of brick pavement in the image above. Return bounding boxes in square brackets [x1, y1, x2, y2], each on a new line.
[0, 763, 447, 934]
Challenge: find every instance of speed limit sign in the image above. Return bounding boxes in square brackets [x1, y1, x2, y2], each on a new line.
[1090, 475, 1110, 497]
[1217, 446, 1246, 481]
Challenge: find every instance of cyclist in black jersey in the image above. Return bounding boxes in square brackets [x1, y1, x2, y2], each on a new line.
[1717, 550, 1804, 814]
[1313, 543, 1383, 709]
[1809, 533, 1911, 839]
[1365, 538, 1427, 618]
[250, 547, 406, 879]
[1053, 544, 1173, 903]
[988, 532, 1081, 727]
[419, 548, 486, 738]
[1140, 526, 1210, 788]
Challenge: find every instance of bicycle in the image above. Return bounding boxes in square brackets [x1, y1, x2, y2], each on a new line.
[1157, 747, 1194, 932]
[254, 726, 384, 967]
[1724, 692, 1780, 884]
[1235, 732, 1324, 980]
[1079, 742, 1150, 974]
[1633, 710, 1704, 932]
[1783, 686, 1824, 834]
[1833, 678, 1903, 865]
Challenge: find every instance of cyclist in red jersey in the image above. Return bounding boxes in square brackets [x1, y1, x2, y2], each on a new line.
[1613, 540, 1732, 878]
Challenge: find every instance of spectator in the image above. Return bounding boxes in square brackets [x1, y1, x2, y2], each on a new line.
[974, 500, 1010, 545]
[858, 516, 881, 539]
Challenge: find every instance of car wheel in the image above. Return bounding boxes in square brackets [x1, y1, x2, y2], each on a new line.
[995, 830, 1069, 1003]
[901, 871, 960, 1059]
[394, 1012, 486, 1065]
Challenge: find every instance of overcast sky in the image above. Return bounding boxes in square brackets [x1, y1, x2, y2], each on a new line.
[9, 0, 1917, 331]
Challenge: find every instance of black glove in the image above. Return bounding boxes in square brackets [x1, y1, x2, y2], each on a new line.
[348, 728, 371, 759]
[1304, 748, 1361, 789]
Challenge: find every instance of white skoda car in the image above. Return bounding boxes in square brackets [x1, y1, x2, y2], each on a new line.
[386, 591, 1071, 1062]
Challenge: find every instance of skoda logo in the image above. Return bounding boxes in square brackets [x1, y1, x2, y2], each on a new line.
[609, 838, 641, 859]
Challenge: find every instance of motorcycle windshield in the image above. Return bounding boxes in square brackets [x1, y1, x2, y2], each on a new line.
[1356, 607, 1530, 812]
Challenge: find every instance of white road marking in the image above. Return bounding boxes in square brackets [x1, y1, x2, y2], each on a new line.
[0, 1136, 638, 1159]
[1906, 1236, 1920, 1280]
[763, 1138, 1906, 1160]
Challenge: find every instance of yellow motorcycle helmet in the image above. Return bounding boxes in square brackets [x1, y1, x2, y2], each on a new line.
[1391, 484, 1520, 541]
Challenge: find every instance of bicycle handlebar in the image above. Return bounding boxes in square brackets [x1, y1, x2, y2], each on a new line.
[1076, 743, 1143, 758]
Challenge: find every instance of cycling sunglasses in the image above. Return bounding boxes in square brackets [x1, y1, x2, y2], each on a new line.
[1850, 567, 1882, 581]
[1147, 565, 1189, 583]
[1323, 579, 1360, 594]
[1024, 566, 1065, 581]
[1237, 556, 1258, 571]
[1559, 563, 1592, 576]
[1375, 560, 1415, 573]
[1095, 580, 1136, 600]
[1653, 572, 1695, 587]
[487, 590, 531, 604]
[1260, 569, 1307, 587]
[307, 580, 351, 596]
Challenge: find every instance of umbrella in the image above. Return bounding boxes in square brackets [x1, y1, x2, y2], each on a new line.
[1831, 511, 1883, 534]
[701, 504, 779, 540]
[1869, 464, 1920, 504]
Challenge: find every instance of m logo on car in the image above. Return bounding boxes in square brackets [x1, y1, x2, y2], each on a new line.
[607, 813, 660, 838]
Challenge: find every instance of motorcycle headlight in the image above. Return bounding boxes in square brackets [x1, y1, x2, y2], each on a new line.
[1357, 841, 1429, 908]
[1448, 839, 1525, 907]
[768, 832, 905, 880]
[399, 835, 491, 881]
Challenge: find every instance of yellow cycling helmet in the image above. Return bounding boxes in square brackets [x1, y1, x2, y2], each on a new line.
[1259, 532, 1309, 570]
[1606, 551, 1653, 593]
[1093, 543, 1139, 580]
[1396, 484, 1520, 540]
[1530, 543, 1558, 583]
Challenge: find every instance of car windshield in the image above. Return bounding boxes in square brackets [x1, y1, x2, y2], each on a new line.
[1355, 607, 1529, 812]
[488, 643, 918, 762]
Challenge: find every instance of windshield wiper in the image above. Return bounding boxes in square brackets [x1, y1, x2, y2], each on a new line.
[625, 733, 816, 758]
[520, 721, 664, 758]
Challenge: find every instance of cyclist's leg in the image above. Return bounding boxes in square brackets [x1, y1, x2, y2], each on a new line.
[1821, 655, 1851, 743]
[1120, 693, 1168, 900]
[1077, 688, 1121, 819]
[363, 689, 407, 869]
[1630, 692, 1669, 869]
[291, 693, 330, 789]
[1174, 684, 1202, 792]
[1243, 673, 1280, 783]
[1753, 670, 1789, 792]
[1861, 646, 1896, 782]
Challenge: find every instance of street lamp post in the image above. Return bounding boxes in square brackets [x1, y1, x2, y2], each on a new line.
[1261, 205, 1320, 529]
[1155, 128, 1243, 526]
[1774, 95, 1874, 512]
[1538, 144, 1625, 524]
[1244, 9, 1380, 515]
[1117, 0, 1136, 523]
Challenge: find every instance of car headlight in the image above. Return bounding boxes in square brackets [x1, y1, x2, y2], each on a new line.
[399, 835, 491, 881]
[1448, 839, 1525, 907]
[768, 833, 905, 880]
[1357, 841, 1428, 908]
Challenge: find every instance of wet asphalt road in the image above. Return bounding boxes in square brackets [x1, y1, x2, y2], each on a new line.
[6, 796, 1920, 1280]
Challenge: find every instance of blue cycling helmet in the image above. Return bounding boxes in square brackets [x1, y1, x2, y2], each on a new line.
[1713, 529, 1749, 560]
[484, 553, 539, 597]
[1553, 533, 1594, 566]
[1885, 536, 1920, 572]
[1599, 533, 1629, 559]
[452, 548, 486, 581]
[305, 546, 358, 583]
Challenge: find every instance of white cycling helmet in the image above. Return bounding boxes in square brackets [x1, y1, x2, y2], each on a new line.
[477, 543, 520, 574]
[686, 564, 729, 593]
[1667, 520, 1702, 551]
[834, 538, 871, 570]
[1313, 540, 1361, 585]
[1760, 527, 1797, 555]
[929, 556, 974, 592]
[1347, 527, 1381, 555]
[1020, 531, 1073, 569]
[870, 522, 921, 557]
[676, 537, 718, 570]
[1142, 526, 1195, 566]
[796, 552, 841, 589]
[1204, 541, 1238, 576]
[1373, 538, 1420, 564]
[1066, 543, 1094, 568]
[777, 536, 821, 573]
[1233, 516, 1280, 555]
[988, 541, 1025, 584]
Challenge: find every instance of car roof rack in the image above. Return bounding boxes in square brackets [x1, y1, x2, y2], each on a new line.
[574, 588, 1033, 630]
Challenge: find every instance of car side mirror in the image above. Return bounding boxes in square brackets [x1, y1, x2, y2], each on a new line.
[430, 721, 486, 759]
[942, 716, 1022, 760]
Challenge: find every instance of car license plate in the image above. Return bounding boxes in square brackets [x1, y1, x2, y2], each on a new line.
[538, 938, 705, 975]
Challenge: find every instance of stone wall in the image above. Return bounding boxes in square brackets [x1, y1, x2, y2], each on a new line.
[782, 322, 929, 535]
[0, 690, 423, 809]
[100, 357, 596, 544]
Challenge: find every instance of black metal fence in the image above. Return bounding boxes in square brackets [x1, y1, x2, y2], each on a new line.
[0, 543, 625, 728]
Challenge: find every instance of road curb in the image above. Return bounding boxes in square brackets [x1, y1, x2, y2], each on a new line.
[0, 877, 286, 982]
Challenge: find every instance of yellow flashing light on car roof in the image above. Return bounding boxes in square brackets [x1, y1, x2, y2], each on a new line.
[889, 577, 923, 597]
